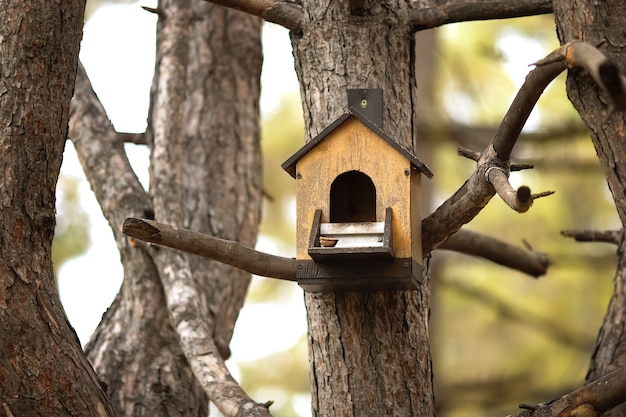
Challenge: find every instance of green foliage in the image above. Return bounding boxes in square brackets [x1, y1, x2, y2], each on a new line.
[52, 175, 90, 276]
[238, 335, 310, 417]
[259, 92, 303, 253]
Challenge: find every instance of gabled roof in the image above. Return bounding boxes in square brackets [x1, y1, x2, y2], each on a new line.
[281, 107, 433, 179]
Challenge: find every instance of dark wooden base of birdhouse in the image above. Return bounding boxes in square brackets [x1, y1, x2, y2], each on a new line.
[296, 258, 423, 292]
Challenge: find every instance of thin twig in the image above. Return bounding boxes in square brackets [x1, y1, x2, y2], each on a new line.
[116, 132, 148, 145]
[142, 6, 165, 17]
[457, 147, 481, 161]
[531, 190, 554, 200]
[123, 218, 298, 281]
[69, 63, 150, 235]
[511, 163, 534, 171]
[561, 229, 622, 245]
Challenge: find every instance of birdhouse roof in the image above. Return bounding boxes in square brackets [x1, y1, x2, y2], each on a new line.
[281, 107, 433, 179]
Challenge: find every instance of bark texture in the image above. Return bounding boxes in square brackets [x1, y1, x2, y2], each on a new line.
[292, 1, 435, 415]
[0, 1, 115, 416]
[70, 1, 263, 415]
[553, 1, 626, 416]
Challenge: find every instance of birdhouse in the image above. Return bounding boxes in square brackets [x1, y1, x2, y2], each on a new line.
[282, 89, 433, 292]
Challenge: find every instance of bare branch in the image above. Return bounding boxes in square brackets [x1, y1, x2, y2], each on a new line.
[422, 55, 567, 253]
[561, 229, 622, 245]
[116, 132, 147, 145]
[141, 5, 165, 17]
[423, 43, 620, 251]
[439, 229, 550, 277]
[69, 63, 151, 235]
[511, 163, 534, 171]
[458, 146, 481, 161]
[486, 167, 535, 213]
[123, 218, 298, 280]
[512, 365, 626, 417]
[152, 249, 274, 417]
[203, 0, 303, 34]
[530, 190, 554, 200]
[410, 0, 552, 32]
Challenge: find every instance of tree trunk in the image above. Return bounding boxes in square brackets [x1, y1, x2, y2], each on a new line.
[0, 0, 115, 415]
[553, 1, 626, 416]
[70, 2, 262, 415]
[291, 1, 435, 415]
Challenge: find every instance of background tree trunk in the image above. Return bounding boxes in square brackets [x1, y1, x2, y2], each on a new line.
[291, 1, 435, 415]
[553, 1, 626, 416]
[0, 0, 115, 415]
[70, 2, 262, 415]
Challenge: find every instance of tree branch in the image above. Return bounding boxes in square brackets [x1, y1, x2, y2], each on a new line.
[69, 62, 151, 236]
[423, 41, 626, 252]
[422, 53, 567, 254]
[151, 249, 274, 417]
[123, 221, 553, 281]
[439, 229, 550, 277]
[486, 167, 555, 213]
[410, 0, 552, 32]
[513, 365, 626, 417]
[116, 132, 147, 145]
[203, 0, 303, 34]
[123, 218, 298, 281]
[561, 229, 623, 245]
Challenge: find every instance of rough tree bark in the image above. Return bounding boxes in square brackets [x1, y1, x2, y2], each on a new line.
[291, 2, 435, 415]
[69, 1, 263, 416]
[553, 2, 626, 416]
[0, 0, 115, 416]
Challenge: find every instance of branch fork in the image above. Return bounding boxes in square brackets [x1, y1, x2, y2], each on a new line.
[423, 40, 626, 253]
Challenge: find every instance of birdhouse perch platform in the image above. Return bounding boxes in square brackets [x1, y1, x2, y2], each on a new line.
[308, 208, 394, 260]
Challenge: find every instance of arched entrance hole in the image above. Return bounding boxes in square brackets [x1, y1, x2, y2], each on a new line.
[329, 171, 376, 223]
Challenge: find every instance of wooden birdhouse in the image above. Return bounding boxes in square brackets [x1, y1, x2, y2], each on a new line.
[282, 89, 433, 292]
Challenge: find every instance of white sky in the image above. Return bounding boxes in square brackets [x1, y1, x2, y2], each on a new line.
[57, 1, 305, 364]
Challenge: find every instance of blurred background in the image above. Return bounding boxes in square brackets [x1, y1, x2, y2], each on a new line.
[54, 2, 619, 416]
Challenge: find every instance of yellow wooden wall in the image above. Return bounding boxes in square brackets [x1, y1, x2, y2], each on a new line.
[295, 117, 421, 261]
